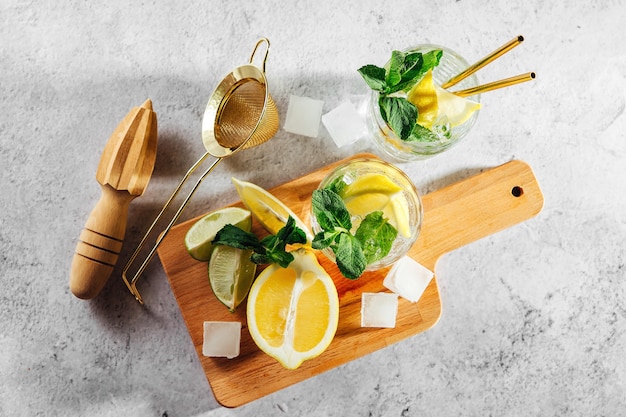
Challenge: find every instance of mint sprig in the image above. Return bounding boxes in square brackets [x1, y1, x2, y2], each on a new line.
[311, 189, 397, 279]
[212, 216, 307, 268]
[358, 49, 442, 141]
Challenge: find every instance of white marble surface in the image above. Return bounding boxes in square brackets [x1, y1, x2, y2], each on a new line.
[2, 1, 625, 416]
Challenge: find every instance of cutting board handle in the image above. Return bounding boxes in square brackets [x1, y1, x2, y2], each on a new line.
[69, 184, 134, 299]
[411, 160, 544, 269]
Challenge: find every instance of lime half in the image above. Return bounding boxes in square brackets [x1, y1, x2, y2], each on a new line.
[209, 245, 257, 312]
[184, 207, 252, 261]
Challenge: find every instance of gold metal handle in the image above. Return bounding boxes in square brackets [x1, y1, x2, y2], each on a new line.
[122, 152, 214, 304]
[249, 37, 270, 72]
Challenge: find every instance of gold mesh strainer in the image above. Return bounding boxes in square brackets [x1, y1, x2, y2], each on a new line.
[123, 38, 279, 304]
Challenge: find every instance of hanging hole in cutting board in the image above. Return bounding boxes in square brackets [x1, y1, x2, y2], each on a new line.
[511, 186, 524, 197]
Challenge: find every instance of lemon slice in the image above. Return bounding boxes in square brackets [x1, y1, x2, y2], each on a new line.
[340, 173, 402, 198]
[336, 173, 411, 238]
[246, 248, 339, 369]
[407, 69, 481, 129]
[184, 207, 252, 261]
[344, 192, 391, 218]
[232, 177, 314, 243]
[407, 69, 439, 129]
[434, 84, 481, 127]
[209, 245, 257, 312]
[382, 193, 411, 238]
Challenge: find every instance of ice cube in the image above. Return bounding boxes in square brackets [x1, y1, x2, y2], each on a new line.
[361, 292, 398, 328]
[283, 95, 324, 138]
[202, 321, 241, 359]
[383, 256, 434, 303]
[321, 100, 368, 147]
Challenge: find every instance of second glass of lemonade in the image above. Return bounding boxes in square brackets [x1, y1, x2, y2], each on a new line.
[311, 158, 422, 272]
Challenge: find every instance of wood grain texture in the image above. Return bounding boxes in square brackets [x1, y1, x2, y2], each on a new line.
[70, 100, 157, 299]
[156, 153, 543, 407]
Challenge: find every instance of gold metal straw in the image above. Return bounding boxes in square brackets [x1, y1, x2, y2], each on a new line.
[452, 72, 535, 97]
[442, 35, 524, 89]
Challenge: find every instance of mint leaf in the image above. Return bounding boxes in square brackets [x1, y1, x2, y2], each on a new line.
[253, 250, 294, 268]
[325, 177, 348, 196]
[386, 50, 405, 87]
[406, 122, 443, 142]
[389, 50, 443, 93]
[311, 188, 397, 279]
[332, 233, 367, 280]
[379, 96, 417, 140]
[358, 48, 443, 141]
[357, 65, 387, 92]
[311, 189, 352, 231]
[213, 216, 305, 268]
[274, 216, 307, 246]
[213, 224, 264, 252]
[421, 50, 443, 73]
[312, 229, 341, 250]
[354, 211, 397, 264]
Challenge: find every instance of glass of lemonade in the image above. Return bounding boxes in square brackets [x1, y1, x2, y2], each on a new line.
[310, 158, 422, 274]
[367, 44, 481, 161]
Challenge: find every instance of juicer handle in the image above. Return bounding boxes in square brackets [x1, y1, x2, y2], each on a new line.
[70, 184, 134, 299]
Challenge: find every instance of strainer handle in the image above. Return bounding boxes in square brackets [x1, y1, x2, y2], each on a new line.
[249, 38, 270, 73]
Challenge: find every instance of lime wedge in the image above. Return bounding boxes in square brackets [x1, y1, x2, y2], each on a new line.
[184, 207, 252, 261]
[209, 245, 257, 312]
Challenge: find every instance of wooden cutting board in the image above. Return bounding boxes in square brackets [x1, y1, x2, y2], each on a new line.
[157, 153, 543, 407]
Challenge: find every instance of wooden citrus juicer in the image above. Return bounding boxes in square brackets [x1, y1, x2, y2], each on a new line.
[70, 99, 158, 299]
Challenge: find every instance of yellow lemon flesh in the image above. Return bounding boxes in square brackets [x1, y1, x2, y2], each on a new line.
[340, 173, 402, 198]
[246, 249, 339, 370]
[407, 69, 481, 129]
[340, 173, 412, 238]
[434, 84, 481, 127]
[407, 69, 439, 129]
[232, 177, 314, 244]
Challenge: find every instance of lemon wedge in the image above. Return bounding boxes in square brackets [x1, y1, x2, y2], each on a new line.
[246, 249, 339, 369]
[340, 173, 402, 198]
[232, 177, 314, 243]
[338, 173, 411, 238]
[407, 69, 481, 129]
[383, 193, 411, 238]
[344, 192, 390, 216]
[407, 69, 439, 129]
[434, 84, 481, 127]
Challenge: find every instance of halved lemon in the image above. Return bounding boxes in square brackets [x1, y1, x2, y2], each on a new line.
[246, 248, 339, 369]
[232, 177, 314, 243]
